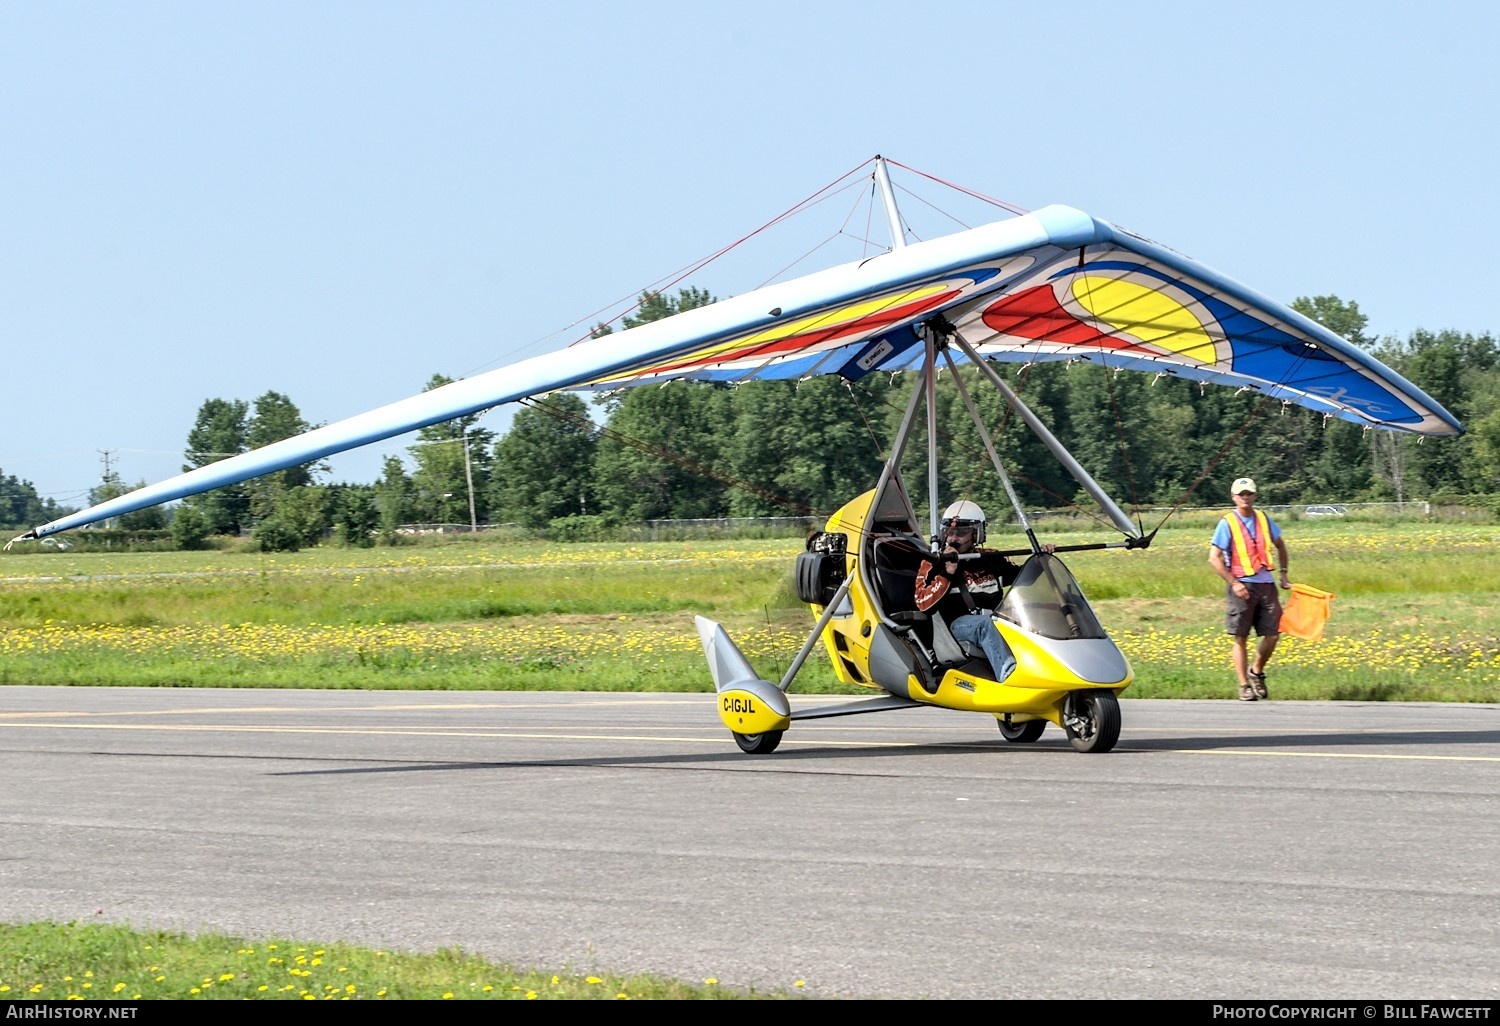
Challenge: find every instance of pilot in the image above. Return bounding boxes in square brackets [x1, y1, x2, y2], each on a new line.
[914, 500, 1048, 683]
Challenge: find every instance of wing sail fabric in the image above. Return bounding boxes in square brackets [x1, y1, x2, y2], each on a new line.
[944, 242, 1456, 436]
[18, 204, 1461, 540]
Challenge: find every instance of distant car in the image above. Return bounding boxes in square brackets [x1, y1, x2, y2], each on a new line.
[1304, 504, 1348, 517]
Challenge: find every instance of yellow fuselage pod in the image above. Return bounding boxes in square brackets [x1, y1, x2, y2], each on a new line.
[922, 620, 1132, 726]
[808, 491, 888, 693]
[806, 490, 1131, 722]
[716, 678, 792, 735]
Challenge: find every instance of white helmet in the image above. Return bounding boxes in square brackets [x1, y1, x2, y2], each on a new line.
[940, 500, 986, 545]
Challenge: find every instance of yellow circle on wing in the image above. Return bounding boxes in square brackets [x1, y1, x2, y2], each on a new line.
[1071, 276, 1216, 365]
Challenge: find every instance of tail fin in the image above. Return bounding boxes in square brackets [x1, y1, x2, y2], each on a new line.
[695, 615, 774, 693]
[696, 616, 791, 731]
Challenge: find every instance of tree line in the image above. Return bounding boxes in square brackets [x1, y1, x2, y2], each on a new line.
[4, 293, 1496, 550]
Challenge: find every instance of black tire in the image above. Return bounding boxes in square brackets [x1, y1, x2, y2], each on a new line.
[733, 730, 784, 754]
[1062, 690, 1121, 754]
[997, 717, 1046, 743]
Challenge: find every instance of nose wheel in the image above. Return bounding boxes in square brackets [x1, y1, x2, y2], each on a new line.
[1062, 690, 1121, 753]
[733, 730, 784, 754]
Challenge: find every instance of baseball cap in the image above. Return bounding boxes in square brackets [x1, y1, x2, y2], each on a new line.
[1231, 477, 1257, 494]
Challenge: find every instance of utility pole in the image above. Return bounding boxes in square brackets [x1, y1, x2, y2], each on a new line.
[462, 426, 478, 532]
[97, 449, 119, 530]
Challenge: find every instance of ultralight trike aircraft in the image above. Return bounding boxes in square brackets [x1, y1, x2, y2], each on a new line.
[11, 157, 1463, 755]
[699, 300, 1161, 755]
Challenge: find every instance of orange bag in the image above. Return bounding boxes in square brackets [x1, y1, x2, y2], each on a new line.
[1280, 583, 1335, 641]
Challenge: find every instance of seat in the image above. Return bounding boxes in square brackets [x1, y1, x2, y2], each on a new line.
[869, 534, 991, 675]
[870, 535, 924, 616]
[927, 605, 994, 675]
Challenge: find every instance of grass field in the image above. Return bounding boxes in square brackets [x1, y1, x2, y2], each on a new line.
[3, 515, 1496, 998]
[0, 921, 791, 1001]
[3, 516, 1498, 701]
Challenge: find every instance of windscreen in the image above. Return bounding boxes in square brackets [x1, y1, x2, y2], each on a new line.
[997, 554, 1107, 640]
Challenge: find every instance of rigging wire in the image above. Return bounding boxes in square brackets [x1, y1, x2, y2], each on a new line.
[506, 158, 1341, 542]
[942, 226, 1350, 534]
[1150, 398, 1274, 525]
[516, 395, 822, 520]
[494, 155, 1033, 370]
[842, 379, 889, 461]
[884, 158, 1031, 216]
[453, 159, 884, 381]
[851, 369, 1126, 536]
[1101, 360, 1144, 522]
[572, 159, 881, 345]
[747, 182, 870, 291]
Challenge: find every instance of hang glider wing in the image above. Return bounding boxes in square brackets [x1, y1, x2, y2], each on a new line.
[16, 205, 1462, 541]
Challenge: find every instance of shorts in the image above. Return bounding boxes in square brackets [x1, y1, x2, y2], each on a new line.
[1225, 581, 1282, 637]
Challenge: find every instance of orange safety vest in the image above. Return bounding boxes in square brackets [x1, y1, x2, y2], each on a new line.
[1223, 510, 1276, 577]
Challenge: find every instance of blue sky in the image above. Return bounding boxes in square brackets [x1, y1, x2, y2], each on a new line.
[3, 1, 1496, 509]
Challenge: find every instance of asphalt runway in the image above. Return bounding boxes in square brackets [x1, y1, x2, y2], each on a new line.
[2, 686, 1498, 1000]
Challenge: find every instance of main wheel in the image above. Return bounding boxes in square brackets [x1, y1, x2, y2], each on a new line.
[733, 730, 784, 754]
[997, 717, 1046, 743]
[1062, 690, 1121, 753]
